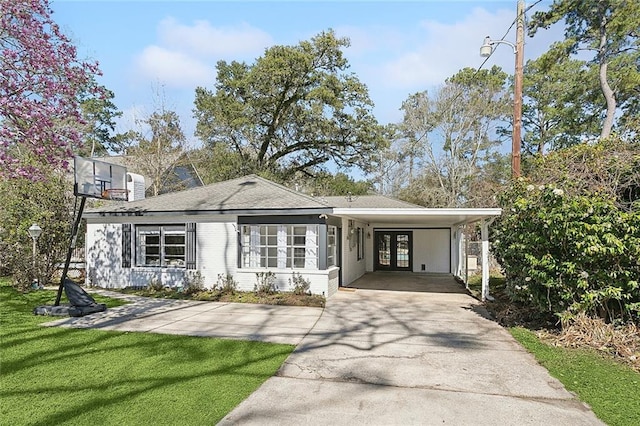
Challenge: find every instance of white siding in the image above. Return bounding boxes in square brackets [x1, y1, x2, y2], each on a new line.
[363, 225, 451, 274]
[196, 221, 239, 288]
[85, 223, 128, 288]
[235, 267, 338, 296]
[340, 217, 367, 286]
[413, 229, 451, 273]
[85, 215, 335, 295]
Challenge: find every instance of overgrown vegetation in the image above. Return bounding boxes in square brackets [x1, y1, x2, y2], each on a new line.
[493, 140, 640, 324]
[0, 173, 75, 291]
[542, 313, 640, 372]
[0, 279, 294, 425]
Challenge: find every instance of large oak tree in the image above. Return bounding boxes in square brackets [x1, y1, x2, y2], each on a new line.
[193, 30, 386, 179]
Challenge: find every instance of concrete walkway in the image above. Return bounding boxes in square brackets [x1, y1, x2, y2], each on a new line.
[44, 291, 323, 345]
[219, 288, 604, 425]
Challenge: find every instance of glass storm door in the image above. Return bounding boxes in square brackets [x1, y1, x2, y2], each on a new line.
[375, 231, 412, 271]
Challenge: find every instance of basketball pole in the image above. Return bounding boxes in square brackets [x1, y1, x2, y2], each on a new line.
[55, 195, 87, 306]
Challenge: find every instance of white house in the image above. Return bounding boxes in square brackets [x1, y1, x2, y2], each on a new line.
[84, 175, 501, 298]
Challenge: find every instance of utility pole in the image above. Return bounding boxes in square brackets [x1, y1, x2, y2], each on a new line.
[512, 0, 525, 178]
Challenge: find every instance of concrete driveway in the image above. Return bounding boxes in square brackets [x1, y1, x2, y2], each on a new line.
[220, 285, 603, 425]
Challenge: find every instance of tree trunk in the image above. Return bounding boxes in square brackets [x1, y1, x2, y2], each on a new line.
[599, 61, 616, 139]
[598, 14, 616, 139]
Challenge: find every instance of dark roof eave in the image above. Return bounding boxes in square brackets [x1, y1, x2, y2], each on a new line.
[83, 207, 335, 218]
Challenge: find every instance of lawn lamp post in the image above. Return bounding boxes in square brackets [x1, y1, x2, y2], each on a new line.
[480, 0, 525, 178]
[28, 223, 42, 288]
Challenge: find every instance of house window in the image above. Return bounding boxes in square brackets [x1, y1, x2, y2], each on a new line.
[327, 226, 337, 266]
[136, 225, 186, 267]
[242, 225, 318, 269]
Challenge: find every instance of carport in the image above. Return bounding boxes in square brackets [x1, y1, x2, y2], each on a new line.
[333, 207, 502, 300]
[346, 271, 468, 294]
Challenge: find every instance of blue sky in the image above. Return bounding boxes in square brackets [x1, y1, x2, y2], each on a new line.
[52, 0, 561, 149]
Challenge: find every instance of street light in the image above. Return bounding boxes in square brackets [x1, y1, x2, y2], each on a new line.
[28, 223, 42, 287]
[480, 0, 525, 178]
[480, 36, 516, 56]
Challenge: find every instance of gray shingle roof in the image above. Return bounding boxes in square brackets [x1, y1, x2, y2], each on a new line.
[322, 195, 422, 209]
[85, 174, 425, 216]
[86, 175, 330, 215]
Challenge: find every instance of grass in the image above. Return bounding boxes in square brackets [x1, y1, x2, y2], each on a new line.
[0, 279, 295, 425]
[510, 327, 640, 426]
[465, 273, 505, 300]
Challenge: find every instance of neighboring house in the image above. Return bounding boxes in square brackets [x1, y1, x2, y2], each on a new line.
[95, 154, 203, 197]
[84, 175, 501, 298]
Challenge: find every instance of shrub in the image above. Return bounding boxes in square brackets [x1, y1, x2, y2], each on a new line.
[289, 272, 311, 295]
[493, 179, 640, 323]
[0, 173, 74, 291]
[183, 270, 205, 295]
[148, 278, 164, 292]
[216, 273, 238, 295]
[254, 271, 277, 295]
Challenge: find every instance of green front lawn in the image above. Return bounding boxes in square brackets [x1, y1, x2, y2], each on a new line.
[511, 327, 640, 426]
[0, 279, 294, 425]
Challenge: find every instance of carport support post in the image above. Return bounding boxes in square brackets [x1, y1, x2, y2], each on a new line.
[480, 219, 492, 302]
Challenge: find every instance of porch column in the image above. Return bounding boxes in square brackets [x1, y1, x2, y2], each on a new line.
[480, 219, 493, 301]
[456, 227, 465, 280]
[453, 226, 466, 282]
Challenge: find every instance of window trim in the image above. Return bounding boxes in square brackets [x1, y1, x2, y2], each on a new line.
[135, 224, 187, 268]
[327, 225, 337, 267]
[241, 224, 320, 270]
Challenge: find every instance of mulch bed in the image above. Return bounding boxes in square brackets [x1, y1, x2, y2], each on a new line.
[483, 290, 640, 372]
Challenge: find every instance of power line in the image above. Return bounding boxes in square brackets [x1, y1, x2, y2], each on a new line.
[475, 0, 542, 75]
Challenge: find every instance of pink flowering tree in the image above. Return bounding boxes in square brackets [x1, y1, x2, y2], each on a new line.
[1, 0, 102, 179]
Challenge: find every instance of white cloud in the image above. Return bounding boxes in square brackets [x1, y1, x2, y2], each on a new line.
[113, 104, 146, 136]
[377, 7, 563, 89]
[134, 45, 216, 88]
[337, 6, 565, 124]
[157, 17, 272, 57]
[132, 18, 273, 90]
[381, 7, 515, 88]
[335, 25, 405, 55]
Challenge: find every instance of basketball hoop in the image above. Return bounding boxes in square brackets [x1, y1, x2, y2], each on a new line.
[101, 189, 128, 201]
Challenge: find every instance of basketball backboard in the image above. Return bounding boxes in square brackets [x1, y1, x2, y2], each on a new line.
[74, 156, 128, 200]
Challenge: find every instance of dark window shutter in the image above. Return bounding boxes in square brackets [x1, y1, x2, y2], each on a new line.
[122, 224, 132, 268]
[186, 223, 197, 270]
